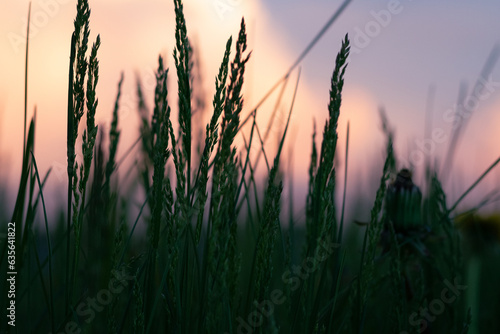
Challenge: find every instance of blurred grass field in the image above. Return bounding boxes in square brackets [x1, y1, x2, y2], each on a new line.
[1, 1, 500, 333]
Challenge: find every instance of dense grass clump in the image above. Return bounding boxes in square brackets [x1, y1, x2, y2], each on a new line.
[2, 1, 500, 334]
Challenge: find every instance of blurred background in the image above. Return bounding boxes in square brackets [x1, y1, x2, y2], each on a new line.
[1, 0, 500, 222]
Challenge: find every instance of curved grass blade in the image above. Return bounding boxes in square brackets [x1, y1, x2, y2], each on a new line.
[30, 151, 55, 332]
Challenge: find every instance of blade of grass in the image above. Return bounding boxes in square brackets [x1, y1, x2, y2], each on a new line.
[238, 0, 352, 131]
[338, 121, 349, 244]
[118, 193, 150, 267]
[356, 114, 395, 333]
[145, 254, 173, 334]
[22, 167, 51, 269]
[423, 84, 436, 184]
[23, 2, 31, 164]
[440, 81, 468, 181]
[30, 151, 55, 332]
[249, 74, 291, 172]
[1, 4, 34, 274]
[447, 156, 500, 214]
[441, 45, 500, 180]
[6, 113, 35, 275]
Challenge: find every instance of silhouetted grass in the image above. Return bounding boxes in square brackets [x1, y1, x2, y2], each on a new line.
[2, 1, 500, 334]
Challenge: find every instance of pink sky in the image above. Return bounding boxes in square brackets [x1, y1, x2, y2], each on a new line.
[1, 0, 500, 218]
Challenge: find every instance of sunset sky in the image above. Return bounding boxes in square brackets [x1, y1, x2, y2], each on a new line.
[1, 0, 500, 218]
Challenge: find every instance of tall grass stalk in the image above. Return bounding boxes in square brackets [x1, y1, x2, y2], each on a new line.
[238, 0, 353, 130]
[204, 18, 250, 332]
[253, 67, 300, 334]
[73, 33, 100, 296]
[285, 35, 350, 333]
[353, 110, 395, 332]
[23, 3, 31, 170]
[144, 56, 171, 323]
[173, 0, 192, 201]
[66, 0, 90, 311]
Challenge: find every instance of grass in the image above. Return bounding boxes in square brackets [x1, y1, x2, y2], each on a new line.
[2, 0, 500, 333]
